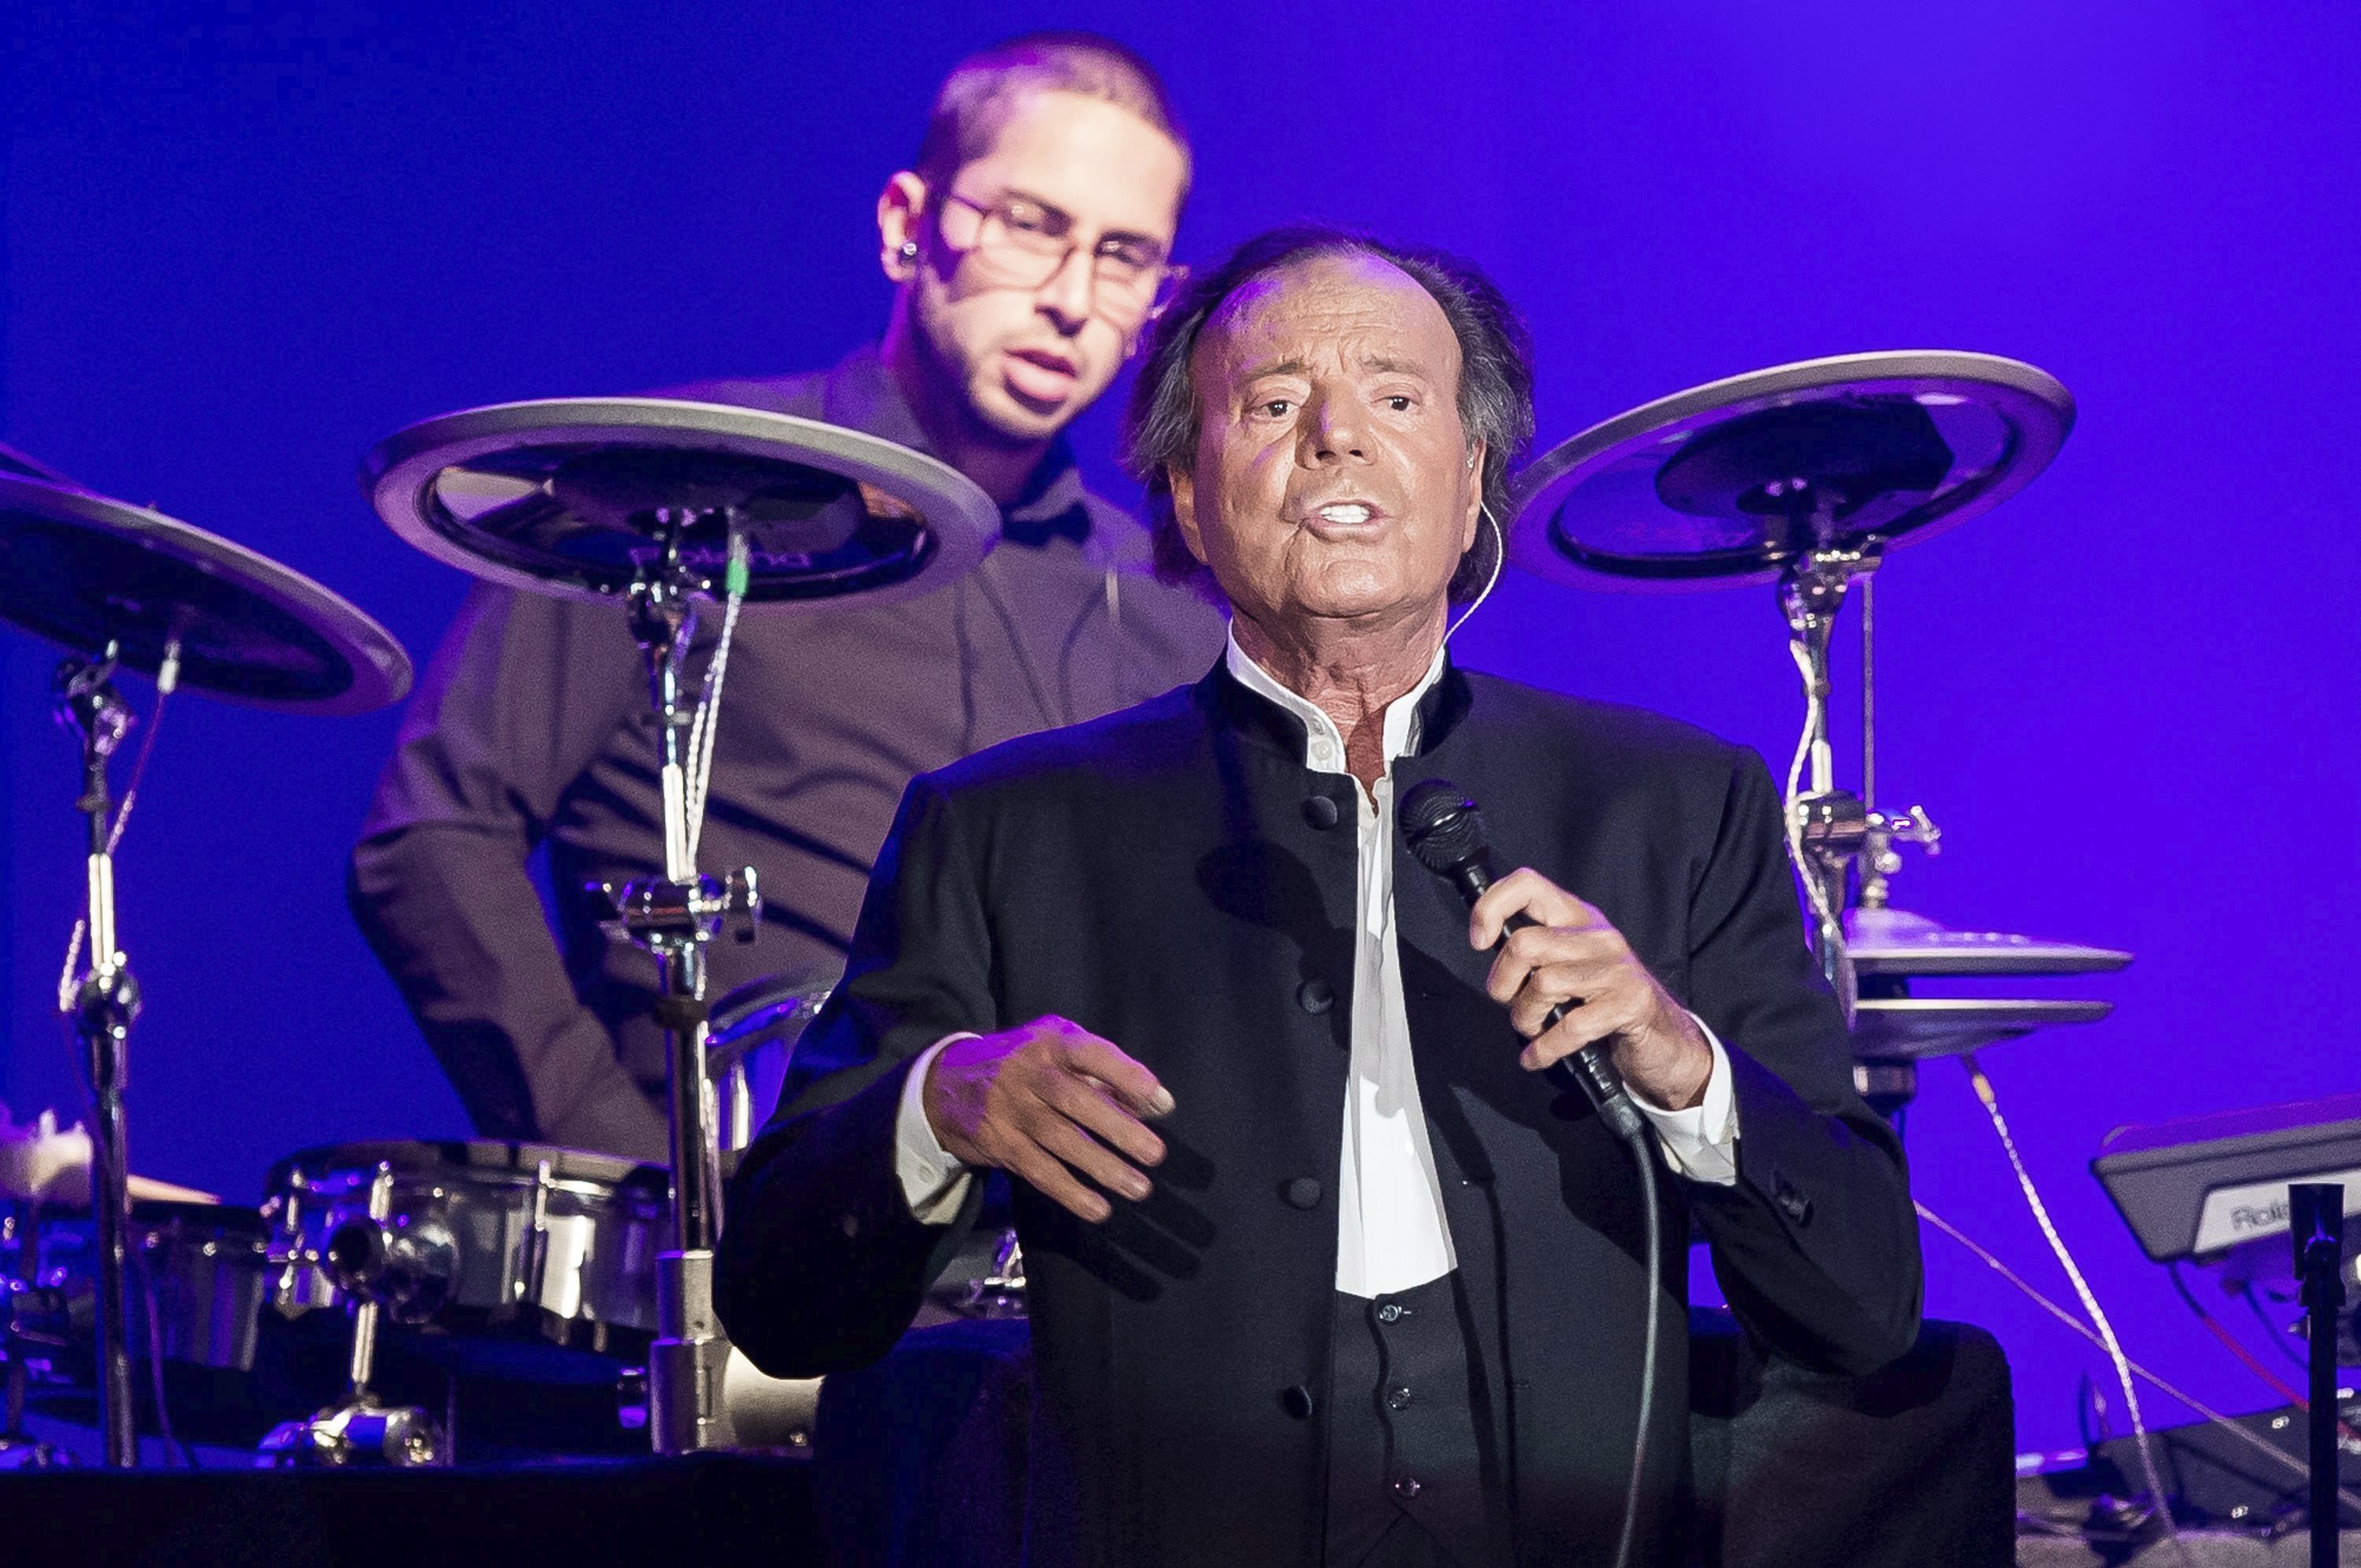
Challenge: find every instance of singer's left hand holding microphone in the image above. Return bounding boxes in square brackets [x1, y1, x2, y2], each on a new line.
[1470, 867, 1715, 1112]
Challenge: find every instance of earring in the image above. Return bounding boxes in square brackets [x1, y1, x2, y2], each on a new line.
[897, 241, 918, 260]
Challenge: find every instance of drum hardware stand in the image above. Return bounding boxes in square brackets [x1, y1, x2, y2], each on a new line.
[958, 1229, 1029, 1319]
[589, 508, 760, 1455]
[53, 647, 142, 1468]
[2291, 1183, 2348, 1568]
[0, 1210, 65, 1468]
[1776, 551, 1943, 1116]
[258, 1163, 446, 1467]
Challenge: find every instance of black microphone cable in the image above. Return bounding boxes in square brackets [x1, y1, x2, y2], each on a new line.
[1399, 778, 1663, 1568]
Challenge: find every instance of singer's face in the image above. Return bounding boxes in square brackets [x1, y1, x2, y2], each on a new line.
[1169, 253, 1483, 638]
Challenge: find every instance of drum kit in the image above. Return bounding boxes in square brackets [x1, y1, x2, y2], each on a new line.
[0, 400, 997, 1467]
[0, 346, 2119, 1470]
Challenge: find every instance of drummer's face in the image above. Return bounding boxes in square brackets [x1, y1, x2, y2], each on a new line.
[1170, 254, 1483, 638]
[909, 91, 1184, 443]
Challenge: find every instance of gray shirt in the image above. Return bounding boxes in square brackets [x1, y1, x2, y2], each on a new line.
[348, 347, 1227, 1160]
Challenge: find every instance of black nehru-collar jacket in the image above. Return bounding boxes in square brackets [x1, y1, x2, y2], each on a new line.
[719, 655, 1923, 1567]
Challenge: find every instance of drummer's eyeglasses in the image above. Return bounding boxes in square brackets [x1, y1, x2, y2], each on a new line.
[933, 191, 1185, 325]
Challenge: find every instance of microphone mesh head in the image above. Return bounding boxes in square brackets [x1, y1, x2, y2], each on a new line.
[1398, 778, 1491, 876]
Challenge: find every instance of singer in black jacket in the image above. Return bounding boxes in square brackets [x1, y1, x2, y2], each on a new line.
[718, 230, 1922, 1566]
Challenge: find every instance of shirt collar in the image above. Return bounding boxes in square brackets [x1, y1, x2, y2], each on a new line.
[1223, 625, 1450, 777]
[822, 345, 1092, 545]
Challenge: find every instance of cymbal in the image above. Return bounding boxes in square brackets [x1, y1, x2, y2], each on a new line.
[1851, 997, 2113, 1060]
[0, 438, 77, 486]
[361, 398, 999, 607]
[0, 1110, 222, 1206]
[0, 475, 414, 714]
[1508, 352, 2075, 592]
[1845, 906, 2132, 978]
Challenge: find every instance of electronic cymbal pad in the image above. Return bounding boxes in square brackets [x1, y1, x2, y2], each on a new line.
[0, 474, 413, 714]
[1506, 351, 2075, 592]
[1844, 906, 2132, 979]
[360, 398, 999, 606]
[0, 437, 78, 485]
[1849, 998, 2115, 1061]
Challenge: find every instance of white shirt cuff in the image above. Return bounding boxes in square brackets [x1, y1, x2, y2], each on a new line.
[894, 1034, 979, 1223]
[1627, 1013, 1741, 1186]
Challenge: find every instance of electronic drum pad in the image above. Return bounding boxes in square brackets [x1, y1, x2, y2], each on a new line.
[1508, 351, 2075, 592]
[0, 474, 412, 714]
[360, 398, 999, 607]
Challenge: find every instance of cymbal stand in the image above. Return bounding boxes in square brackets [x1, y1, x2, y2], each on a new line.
[592, 508, 759, 1455]
[1777, 552, 1943, 1116]
[54, 650, 140, 1468]
[1778, 547, 1880, 1018]
[1, 1206, 64, 1467]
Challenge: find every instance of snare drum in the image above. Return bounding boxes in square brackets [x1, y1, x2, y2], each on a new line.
[261, 1142, 667, 1354]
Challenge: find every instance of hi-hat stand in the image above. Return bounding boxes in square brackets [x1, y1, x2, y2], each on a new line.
[1774, 546, 1944, 1095]
[591, 510, 759, 1455]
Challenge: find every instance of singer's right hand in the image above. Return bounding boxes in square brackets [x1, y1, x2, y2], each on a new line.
[921, 1016, 1173, 1224]
[1471, 866, 1714, 1111]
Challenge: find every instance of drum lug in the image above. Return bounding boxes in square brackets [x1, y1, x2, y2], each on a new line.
[264, 1170, 320, 1319]
[517, 1159, 553, 1312]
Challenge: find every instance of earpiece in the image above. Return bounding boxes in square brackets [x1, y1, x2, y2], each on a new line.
[1443, 504, 1506, 645]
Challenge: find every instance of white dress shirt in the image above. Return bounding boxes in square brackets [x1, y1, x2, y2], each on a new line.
[892, 630, 1741, 1296]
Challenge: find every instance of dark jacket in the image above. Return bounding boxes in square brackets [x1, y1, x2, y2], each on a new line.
[719, 659, 1923, 1566]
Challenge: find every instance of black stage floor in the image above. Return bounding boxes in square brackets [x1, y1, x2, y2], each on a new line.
[6, 1450, 822, 1566]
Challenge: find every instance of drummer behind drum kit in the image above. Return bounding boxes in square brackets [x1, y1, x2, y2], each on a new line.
[0, 349, 2130, 1471]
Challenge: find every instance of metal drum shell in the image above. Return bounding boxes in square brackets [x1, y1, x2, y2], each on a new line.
[262, 1141, 667, 1354]
[18, 1201, 271, 1371]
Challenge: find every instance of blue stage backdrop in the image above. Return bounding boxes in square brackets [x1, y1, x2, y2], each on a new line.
[2, 2, 2354, 1460]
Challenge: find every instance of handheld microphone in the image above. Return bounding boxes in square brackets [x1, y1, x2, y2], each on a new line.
[1399, 777, 1664, 1568]
[1398, 778, 1648, 1146]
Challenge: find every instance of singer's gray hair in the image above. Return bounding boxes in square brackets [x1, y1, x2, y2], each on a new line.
[1119, 224, 1534, 605]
